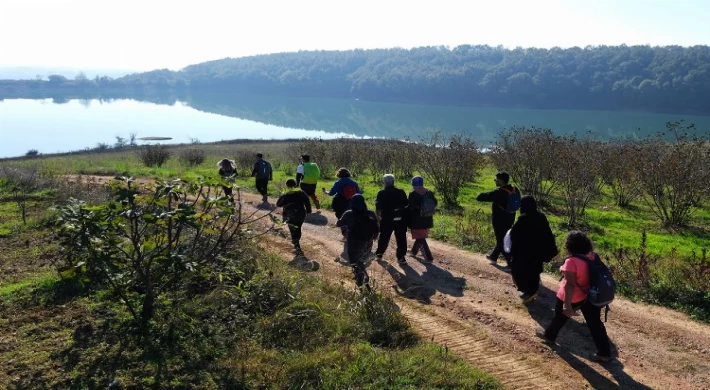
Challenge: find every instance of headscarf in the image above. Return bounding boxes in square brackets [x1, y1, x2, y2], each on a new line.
[350, 194, 367, 214]
[383, 174, 395, 186]
[411, 176, 424, 188]
[520, 195, 538, 214]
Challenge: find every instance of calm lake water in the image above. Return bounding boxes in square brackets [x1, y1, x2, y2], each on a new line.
[2, 93, 709, 158]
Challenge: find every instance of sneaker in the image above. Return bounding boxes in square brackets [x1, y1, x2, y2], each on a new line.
[485, 254, 497, 265]
[314, 200, 321, 210]
[375, 253, 383, 260]
[535, 328, 555, 344]
[521, 292, 538, 304]
[397, 257, 407, 264]
[590, 353, 612, 363]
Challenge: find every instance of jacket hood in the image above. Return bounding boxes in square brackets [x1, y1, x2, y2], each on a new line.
[520, 195, 538, 214]
[350, 194, 367, 212]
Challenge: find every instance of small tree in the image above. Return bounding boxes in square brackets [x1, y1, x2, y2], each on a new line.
[634, 121, 710, 226]
[54, 177, 273, 324]
[1, 165, 40, 224]
[25, 149, 39, 157]
[491, 127, 561, 204]
[556, 137, 605, 227]
[178, 148, 206, 166]
[599, 140, 643, 207]
[418, 132, 484, 207]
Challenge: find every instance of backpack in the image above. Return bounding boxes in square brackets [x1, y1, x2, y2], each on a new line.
[502, 187, 521, 213]
[342, 184, 358, 201]
[349, 212, 379, 241]
[575, 253, 616, 321]
[255, 160, 271, 179]
[420, 190, 437, 217]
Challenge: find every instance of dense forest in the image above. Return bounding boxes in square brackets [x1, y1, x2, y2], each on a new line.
[2, 45, 710, 113]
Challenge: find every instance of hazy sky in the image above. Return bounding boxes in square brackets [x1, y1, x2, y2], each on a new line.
[1, 0, 709, 71]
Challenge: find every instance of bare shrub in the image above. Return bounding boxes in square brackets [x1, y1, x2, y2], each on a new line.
[607, 231, 659, 290]
[556, 137, 605, 227]
[0, 165, 41, 224]
[491, 127, 561, 204]
[51, 175, 111, 205]
[364, 141, 397, 183]
[178, 148, 206, 167]
[599, 140, 643, 207]
[330, 138, 366, 177]
[418, 132, 484, 207]
[138, 144, 171, 167]
[234, 152, 256, 176]
[634, 121, 710, 226]
[25, 149, 39, 157]
[297, 138, 333, 178]
[390, 139, 419, 180]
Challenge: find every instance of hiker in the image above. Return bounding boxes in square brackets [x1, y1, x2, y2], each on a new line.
[217, 158, 237, 199]
[509, 195, 558, 304]
[322, 168, 361, 237]
[476, 171, 520, 268]
[375, 174, 409, 264]
[407, 176, 437, 262]
[536, 231, 612, 362]
[251, 153, 273, 203]
[296, 154, 321, 209]
[276, 179, 312, 255]
[336, 194, 379, 287]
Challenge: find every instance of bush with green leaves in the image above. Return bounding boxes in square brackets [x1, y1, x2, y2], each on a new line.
[54, 177, 273, 324]
[137, 144, 171, 167]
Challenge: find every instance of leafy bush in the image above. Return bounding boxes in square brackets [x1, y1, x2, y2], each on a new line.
[178, 148, 206, 166]
[54, 177, 272, 324]
[137, 144, 171, 167]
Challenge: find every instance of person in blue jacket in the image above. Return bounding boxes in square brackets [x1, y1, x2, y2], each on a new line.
[322, 168, 362, 237]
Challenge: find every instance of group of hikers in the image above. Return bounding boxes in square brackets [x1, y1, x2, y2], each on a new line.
[218, 154, 613, 363]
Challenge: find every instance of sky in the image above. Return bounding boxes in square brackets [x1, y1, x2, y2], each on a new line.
[1, 0, 709, 72]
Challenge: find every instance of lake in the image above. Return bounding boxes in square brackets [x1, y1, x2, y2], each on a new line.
[2, 92, 709, 158]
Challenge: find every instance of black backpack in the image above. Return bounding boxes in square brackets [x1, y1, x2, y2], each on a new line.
[575, 253, 616, 321]
[349, 212, 379, 241]
[420, 190, 437, 217]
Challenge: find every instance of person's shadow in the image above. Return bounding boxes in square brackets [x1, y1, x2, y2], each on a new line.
[304, 212, 328, 226]
[287, 253, 320, 272]
[527, 285, 651, 389]
[376, 259, 465, 304]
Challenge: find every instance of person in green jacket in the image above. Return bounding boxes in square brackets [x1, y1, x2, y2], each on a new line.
[296, 154, 321, 209]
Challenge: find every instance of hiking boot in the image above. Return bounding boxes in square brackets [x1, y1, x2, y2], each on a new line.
[485, 254, 497, 265]
[262, 195, 268, 203]
[314, 200, 321, 210]
[520, 292, 538, 304]
[397, 257, 407, 264]
[590, 353, 612, 363]
[535, 328, 555, 344]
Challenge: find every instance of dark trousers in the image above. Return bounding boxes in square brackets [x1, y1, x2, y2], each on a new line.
[299, 183, 320, 207]
[511, 261, 541, 295]
[544, 298, 611, 357]
[376, 221, 407, 259]
[490, 218, 514, 262]
[255, 178, 269, 197]
[412, 238, 433, 260]
[222, 186, 233, 197]
[348, 239, 371, 286]
[287, 222, 303, 248]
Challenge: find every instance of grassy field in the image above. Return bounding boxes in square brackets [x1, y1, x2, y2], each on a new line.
[0, 162, 502, 389]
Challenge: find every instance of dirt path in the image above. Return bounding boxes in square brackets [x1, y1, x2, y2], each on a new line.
[74, 177, 710, 389]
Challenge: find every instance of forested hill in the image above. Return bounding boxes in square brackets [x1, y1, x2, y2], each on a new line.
[4, 45, 710, 113]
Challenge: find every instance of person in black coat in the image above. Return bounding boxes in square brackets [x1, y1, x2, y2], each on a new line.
[476, 171, 520, 267]
[276, 179, 312, 254]
[336, 194, 379, 287]
[509, 195, 558, 303]
[375, 174, 409, 264]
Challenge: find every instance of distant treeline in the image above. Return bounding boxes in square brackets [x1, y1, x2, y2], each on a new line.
[2, 45, 710, 113]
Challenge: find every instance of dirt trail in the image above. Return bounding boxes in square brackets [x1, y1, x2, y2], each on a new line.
[76, 177, 710, 389]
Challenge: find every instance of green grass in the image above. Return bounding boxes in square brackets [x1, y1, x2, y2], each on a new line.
[0, 272, 58, 299]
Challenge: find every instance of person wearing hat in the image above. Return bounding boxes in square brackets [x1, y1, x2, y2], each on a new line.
[407, 176, 437, 262]
[217, 158, 237, 200]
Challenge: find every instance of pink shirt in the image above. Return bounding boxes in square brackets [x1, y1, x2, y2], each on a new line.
[556, 252, 595, 303]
